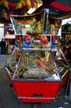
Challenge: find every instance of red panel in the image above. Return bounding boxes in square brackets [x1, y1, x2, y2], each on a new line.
[9, 2, 17, 7]
[12, 72, 69, 103]
[51, 1, 70, 11]
[12, 81, 60, 102]
[61, 72, 69, 86]
[20, 97, 52, 103]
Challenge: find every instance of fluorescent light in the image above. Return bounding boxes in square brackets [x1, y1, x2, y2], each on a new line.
[38, 3, 42, 8]
[5, 32, 15, 39]
[62, 18, 71, 25]
[27, 8, 35, 14]
[27, 2, 43, 14]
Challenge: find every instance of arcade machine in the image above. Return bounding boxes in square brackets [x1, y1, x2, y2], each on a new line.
[5, 34, 69, 103]
[4, 9, 70, 105]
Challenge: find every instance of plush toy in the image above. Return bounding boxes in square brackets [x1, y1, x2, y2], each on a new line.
[40, 36, 50, 48]
[23, 34, 33, 48]
[40, 36, 48, 44]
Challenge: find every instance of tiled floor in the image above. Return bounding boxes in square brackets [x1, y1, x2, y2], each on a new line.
[0, 55, 71, 108]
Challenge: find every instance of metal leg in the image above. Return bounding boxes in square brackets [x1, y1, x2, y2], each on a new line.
[69, 79, 71, 100]
[68, 69, 71, 100]
[64, 69, 71, 100]
[32, 103, 41, 108]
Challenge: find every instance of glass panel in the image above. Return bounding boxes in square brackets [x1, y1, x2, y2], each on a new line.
[52, 47, 69, 78]
[14, 49, 60, 80]
[5, 48, 21, 77]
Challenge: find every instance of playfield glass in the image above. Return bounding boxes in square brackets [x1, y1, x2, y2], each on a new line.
[12, 48, 61, 80]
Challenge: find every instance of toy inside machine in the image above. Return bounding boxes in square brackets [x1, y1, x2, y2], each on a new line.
[5, 34, 69, 103]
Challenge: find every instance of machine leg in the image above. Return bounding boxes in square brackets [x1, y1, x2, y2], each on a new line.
[69, 79, 71, 100]
[32, 103, 41, 108]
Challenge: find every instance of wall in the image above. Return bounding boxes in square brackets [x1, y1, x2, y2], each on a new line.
[0, 24, 4, 41]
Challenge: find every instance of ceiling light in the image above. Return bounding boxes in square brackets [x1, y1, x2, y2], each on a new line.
[27, 8, 35, 14]
[27, 2, 43, 14]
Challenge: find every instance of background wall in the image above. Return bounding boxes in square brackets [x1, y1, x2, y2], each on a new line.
[0, 24, 4, 41]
